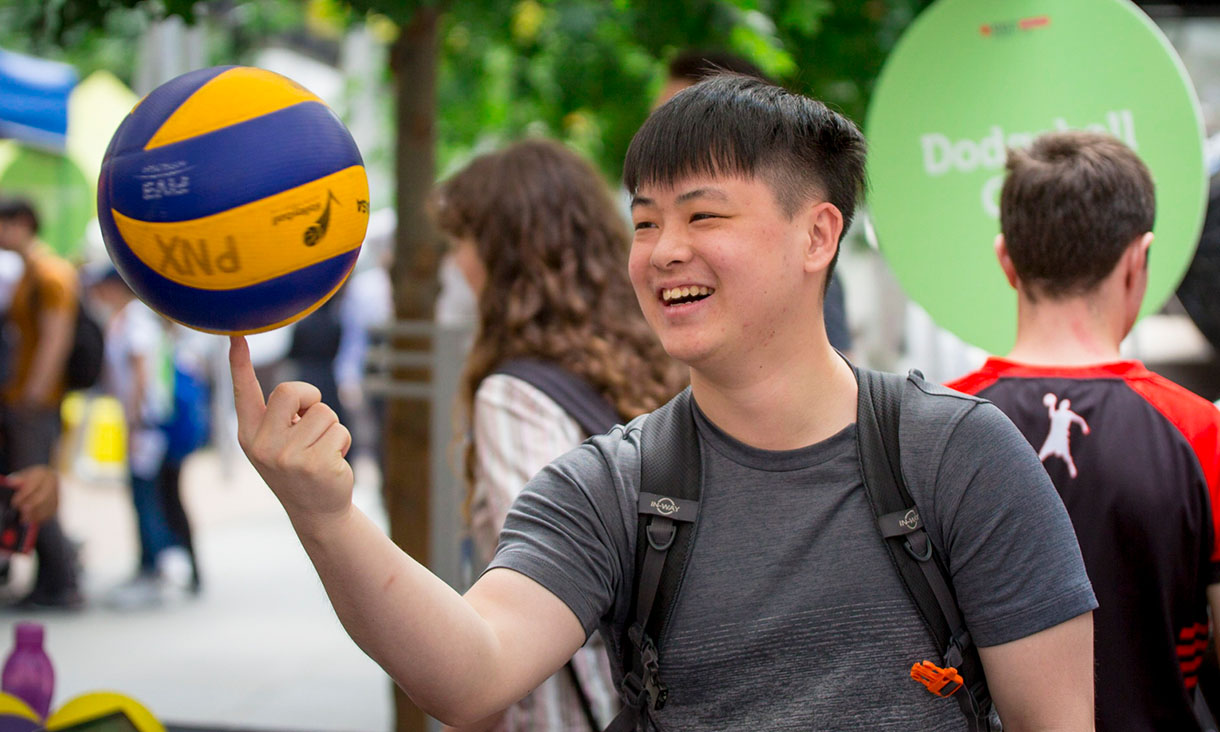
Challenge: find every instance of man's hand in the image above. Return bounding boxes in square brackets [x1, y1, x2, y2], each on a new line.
[230, 335, 353, 533]
[9, 464, 59, 524]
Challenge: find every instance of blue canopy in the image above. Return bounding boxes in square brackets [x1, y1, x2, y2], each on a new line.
[0, 47, 77, 152]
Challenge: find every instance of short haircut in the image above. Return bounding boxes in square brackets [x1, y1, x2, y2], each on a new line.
[667, 50, 769, 85]
[623, 74, 867, 278]
[0, 196, 39, 234]
[1001, 131, 1155, 300]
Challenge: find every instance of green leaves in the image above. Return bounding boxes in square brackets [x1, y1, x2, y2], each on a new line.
[0, 0, 934, 188]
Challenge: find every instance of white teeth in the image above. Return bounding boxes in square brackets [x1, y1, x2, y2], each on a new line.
[680, 286, 690, 298]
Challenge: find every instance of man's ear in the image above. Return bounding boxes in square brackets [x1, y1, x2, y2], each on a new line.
[802, 201, 844, 275]
[1123, 231, 1154, 289]
[994, 234, 1020, 290]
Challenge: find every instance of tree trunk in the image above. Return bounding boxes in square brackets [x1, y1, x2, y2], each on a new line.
[387, 8, 442, 732]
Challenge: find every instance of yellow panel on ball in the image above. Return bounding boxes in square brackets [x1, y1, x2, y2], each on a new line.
[110, 165, 367, 290]
[145, 67, 325, 150]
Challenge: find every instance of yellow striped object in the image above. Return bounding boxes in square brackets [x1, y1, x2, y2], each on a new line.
[98, 66, 369, 335]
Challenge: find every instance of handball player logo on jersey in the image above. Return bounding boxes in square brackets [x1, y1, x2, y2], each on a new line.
[1038, 393, 1092, 479]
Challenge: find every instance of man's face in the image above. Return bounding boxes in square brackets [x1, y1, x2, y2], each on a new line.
[0, 219, 19, 251]
[628, 173, 820, 372]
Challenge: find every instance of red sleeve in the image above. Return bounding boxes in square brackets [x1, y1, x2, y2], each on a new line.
[1126, 375, 1220, 563]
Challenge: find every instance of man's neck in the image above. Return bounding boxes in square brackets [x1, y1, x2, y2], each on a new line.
[13, 237, 41, 262]
[689, 332, 858, 452]
[1006, 293, 1125, 367]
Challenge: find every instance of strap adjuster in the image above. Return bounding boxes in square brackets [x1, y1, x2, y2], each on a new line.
[943, 627, 971, 669]
[625, 624, 669, 711]
[903, 531, 934, 562]
[646, 519, 677, 552]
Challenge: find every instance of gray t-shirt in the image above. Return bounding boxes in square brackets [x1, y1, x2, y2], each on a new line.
[489, 379, 1096, 730]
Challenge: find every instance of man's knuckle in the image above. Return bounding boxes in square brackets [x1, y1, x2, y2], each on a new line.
[272, 451, 297, 473]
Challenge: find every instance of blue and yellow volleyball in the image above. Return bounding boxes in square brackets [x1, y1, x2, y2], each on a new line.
[97, 66, 369, 335]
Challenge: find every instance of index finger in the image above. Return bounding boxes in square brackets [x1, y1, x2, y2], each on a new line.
[230, 336, 266, 432]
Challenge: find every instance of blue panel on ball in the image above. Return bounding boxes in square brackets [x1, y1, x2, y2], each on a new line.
[107, 66, 236, 156]
[99, 203, 358, 333]
[103, 101, 364, 223]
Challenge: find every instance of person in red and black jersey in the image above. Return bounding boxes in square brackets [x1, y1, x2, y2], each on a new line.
[948, 130, 1220, 731]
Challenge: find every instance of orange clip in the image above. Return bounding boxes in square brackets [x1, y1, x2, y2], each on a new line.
[910, 660, 963, 697]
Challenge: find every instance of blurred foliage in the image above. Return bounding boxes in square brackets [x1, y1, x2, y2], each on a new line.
[410, 0, 934, 181]
[0, 0, 933, 183]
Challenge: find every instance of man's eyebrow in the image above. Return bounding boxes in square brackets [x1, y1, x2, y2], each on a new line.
[631, 187, 730, 209]
[675, 187, 729, 205]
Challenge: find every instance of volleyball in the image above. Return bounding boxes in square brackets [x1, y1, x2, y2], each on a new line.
[97, 66, 369, 335]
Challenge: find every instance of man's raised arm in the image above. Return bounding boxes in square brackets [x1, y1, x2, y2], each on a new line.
[229, 336, 585, 724]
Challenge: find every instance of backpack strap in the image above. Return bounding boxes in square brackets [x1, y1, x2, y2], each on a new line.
[605, 389, 701, 732]
[855, 368, 993, 730]
[492, 358, 620, 436]
[490, 358, 620, 729]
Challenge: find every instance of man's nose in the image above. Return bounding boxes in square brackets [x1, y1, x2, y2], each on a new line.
[650, 224, 693, 269]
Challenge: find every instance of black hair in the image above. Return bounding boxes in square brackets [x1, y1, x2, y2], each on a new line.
[1001, 131, 1155, 300]
[667, 50, 769, 85]
[624, 74, 867, 247]
[0, 196, 39, 235]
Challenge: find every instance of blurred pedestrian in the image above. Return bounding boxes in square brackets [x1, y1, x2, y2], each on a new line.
[336, 238, 393, 467]
[89, 268, 184, 608]
[0, 196, 81, 609]
[286, 294, 345, 428]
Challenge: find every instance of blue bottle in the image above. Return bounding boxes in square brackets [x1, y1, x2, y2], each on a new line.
[1, 622, 54, 719]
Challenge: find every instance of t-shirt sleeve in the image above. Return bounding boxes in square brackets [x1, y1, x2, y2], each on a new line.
[36, 262, 76, 314]
[484, 431, 636, 638]
[922, 401, 1097, 647]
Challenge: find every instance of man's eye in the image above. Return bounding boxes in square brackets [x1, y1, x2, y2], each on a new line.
[691, 213, 722, 222]
[633, 221, 657, 231]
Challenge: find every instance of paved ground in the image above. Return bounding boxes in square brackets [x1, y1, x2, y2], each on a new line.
[1, 448, 394, 732]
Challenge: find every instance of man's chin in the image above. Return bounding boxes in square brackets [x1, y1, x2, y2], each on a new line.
[659, 339, 715, 371]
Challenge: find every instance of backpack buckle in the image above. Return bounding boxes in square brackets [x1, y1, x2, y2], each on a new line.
[625, 624, 669, 711]
[911, 660, 963, 697]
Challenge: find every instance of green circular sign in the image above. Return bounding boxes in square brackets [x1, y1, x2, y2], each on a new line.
[0, 146, 91, 259]
[866, 0, 1206, 355]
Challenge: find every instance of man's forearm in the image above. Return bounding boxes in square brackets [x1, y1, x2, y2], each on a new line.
[290, 504, 510, 724]
[23, 309, 74, 402]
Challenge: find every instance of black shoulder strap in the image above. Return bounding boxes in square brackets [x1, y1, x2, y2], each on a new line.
[605, 389, 701, 732]
[492, 358, 620, 436]
[855, 368, 993, 730]
[491, 358, 619, 730]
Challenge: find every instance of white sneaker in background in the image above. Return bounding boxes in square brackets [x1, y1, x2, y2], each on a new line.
[157, 546, 195, 595]
[104, 572, 164, 610]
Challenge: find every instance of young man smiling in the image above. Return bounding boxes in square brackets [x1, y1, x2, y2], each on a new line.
[229, 76, 1096, 730]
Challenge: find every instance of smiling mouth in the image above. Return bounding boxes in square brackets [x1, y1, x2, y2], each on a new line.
[661, 286, 715, 306]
